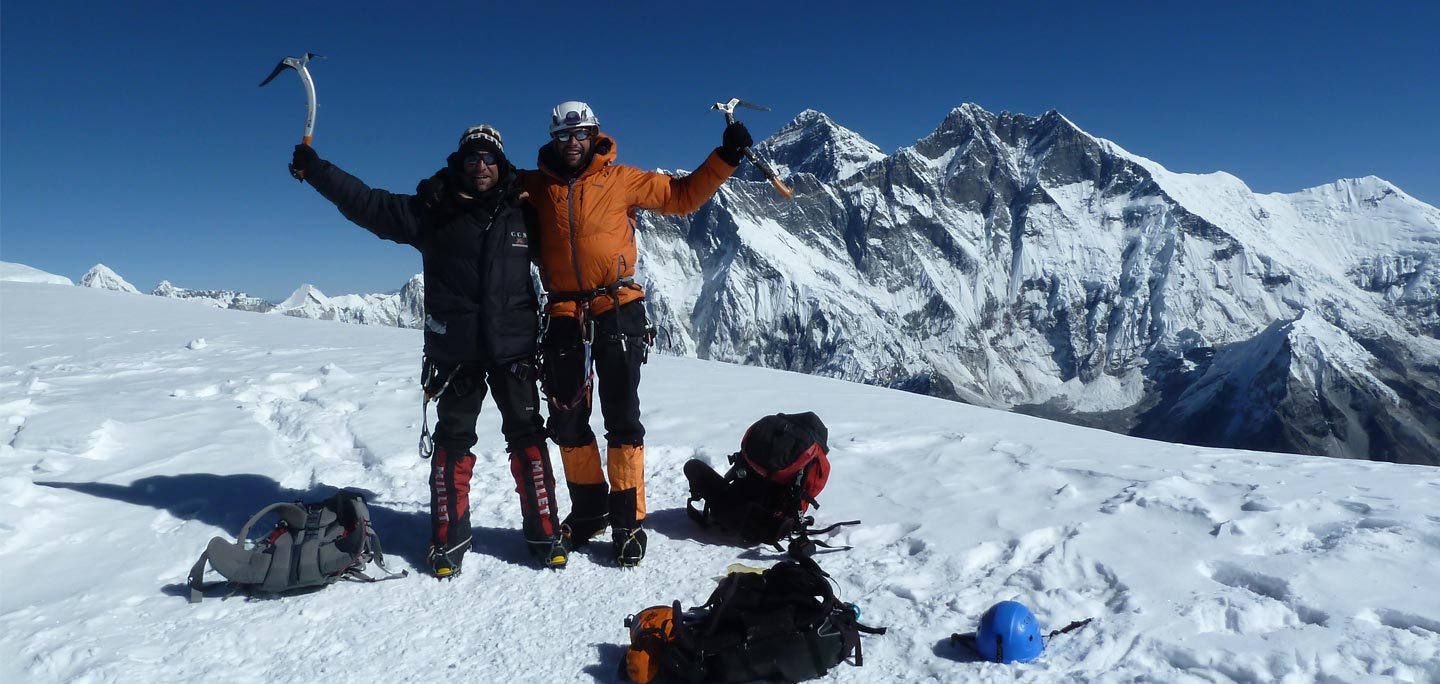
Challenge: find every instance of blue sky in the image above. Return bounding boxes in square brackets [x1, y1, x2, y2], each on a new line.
[3, 2, 1437, 300]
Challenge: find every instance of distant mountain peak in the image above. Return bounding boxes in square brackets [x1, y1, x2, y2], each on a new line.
[792, 108, 830, 124]
[757, 110, 885, 183]
[934, 103, 987, 134]
[899, 102, 1120, 194]
[911, 103, 1010, 161]
[278, 283, 327, 310]
[951, 102, 996, 126]
[929, 104, 1088, 146]
[1034, 107, 1072, 127]
[79, 263, 139, 294]
[1318, 175, 1402, 198]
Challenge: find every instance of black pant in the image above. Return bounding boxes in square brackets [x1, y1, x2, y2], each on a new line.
[544, 301, 648, 448]
[432, 360, 546, 455]
[428, 360, 546, 551]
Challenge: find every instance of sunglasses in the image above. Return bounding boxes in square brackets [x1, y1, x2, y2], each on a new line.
[553, 128, 596, 143]
[463, 152, 498, 167]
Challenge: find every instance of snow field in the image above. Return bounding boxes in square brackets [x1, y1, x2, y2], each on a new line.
[2, 280, 1437, 683]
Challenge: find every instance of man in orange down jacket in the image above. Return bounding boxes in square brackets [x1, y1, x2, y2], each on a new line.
[520, 100, 752, 566]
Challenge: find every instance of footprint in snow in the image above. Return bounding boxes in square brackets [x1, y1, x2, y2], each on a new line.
[846, 522, 922, 549]
[1198, 561, 1329, 631]
[1370, 608, 1440, 637]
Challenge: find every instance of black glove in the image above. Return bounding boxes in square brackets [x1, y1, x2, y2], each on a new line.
[290, 144, 319, 181]
[415, 167, 452, 209]
[413, 167, 469, 220]
[718, 121, 753, 166]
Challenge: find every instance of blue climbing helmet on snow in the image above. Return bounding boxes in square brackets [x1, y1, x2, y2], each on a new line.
[952, 602, 1094, 664]
[976, 600, 1044, 663]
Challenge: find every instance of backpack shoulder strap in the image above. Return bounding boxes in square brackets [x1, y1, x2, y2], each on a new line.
[683, 458, 730, 528]
[188, 502, 309, 603]
[237, 502, 308, 542]
[698, 572, 748, 638]
[284, 504, 334, 590]
[331, 492, 407, 582]
[187, 546, 214, 604]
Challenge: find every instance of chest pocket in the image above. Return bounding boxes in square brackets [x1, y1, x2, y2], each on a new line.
[508, 228, 529, 250]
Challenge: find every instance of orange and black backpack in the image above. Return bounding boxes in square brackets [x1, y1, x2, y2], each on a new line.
[619, 558, 886, 683]
[685, 412, 855, 557]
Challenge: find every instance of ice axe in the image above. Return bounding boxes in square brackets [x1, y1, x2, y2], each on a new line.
[260, 52, 323, 180]
[712, 98, 794, 199]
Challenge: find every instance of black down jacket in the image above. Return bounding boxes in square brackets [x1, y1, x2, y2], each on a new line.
[305, 159, 539, 366]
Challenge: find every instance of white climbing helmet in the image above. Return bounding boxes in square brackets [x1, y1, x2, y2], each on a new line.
[549, 100, 600, 134]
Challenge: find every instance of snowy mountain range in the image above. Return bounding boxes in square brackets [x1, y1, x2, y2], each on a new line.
[269, 276, 426, 328]
[73, 264, 426, 329]
[636, 105, 1440, 465]
[151, 278, 274, 313]
[54, 103, 1440, 464]
[4, 278, 1438, 684]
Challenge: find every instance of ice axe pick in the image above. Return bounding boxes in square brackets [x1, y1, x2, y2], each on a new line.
[260, 52, 323, 180]
[712, 98, 794, 199]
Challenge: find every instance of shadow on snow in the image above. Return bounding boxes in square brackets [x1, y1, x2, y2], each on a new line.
[35, 472, 550, 586]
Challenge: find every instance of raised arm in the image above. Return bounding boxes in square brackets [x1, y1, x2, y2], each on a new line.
[291, 144, 425, 246]
[625, 122, 752, 214]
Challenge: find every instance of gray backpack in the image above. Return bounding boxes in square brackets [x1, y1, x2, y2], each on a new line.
[187, 490, 402, 602]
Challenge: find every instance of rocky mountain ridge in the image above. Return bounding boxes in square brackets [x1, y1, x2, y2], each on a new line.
[637, 104, 1439, 464]
[58, 104, 1440, 463]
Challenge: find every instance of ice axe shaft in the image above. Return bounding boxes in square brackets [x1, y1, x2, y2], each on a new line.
[712, 98, 793, 199]
[261, 53, 322, 178]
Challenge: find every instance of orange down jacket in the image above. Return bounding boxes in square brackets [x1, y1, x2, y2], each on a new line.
[518, 133, 735, 317]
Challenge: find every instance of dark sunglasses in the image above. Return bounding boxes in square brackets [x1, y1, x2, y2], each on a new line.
[553, 128, 595, 143]
[463, 152, 498, 167]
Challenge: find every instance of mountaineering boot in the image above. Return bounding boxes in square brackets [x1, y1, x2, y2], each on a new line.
[607, 445, 647, 566]
[427, 543, 466, 579]
[509, 442, 565, 569]
[429, 447, 475, 578]
[562, 511, 609, 549]
[560, 441, 609, 549]
[608, 485, 646, 567]
[612, 526, 648, 568]
[527, 534, 569, 570]
[561, 483, 609, 549]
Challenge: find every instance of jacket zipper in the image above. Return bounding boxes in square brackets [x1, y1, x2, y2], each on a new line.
[567, 178, 585, 294]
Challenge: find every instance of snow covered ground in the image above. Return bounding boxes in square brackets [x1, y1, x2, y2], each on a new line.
[2, 273, 1437, 684]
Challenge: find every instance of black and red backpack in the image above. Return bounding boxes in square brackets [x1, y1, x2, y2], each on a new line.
[618, 557, 886, 683]
[685, 412, 855, 557]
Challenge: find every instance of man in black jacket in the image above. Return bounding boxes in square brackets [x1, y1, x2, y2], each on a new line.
[290, 124, 566, 577]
